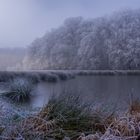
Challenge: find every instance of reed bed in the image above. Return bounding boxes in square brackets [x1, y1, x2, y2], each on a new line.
[0, 71, 76, 84]
[74, 70, 140, 76]
[0, 70, 140, 85]
[0, 93, 140, 139]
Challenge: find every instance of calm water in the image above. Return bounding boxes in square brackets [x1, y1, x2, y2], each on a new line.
[30, 75, 140, 110]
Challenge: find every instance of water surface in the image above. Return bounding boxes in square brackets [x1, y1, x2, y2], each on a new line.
[30, 75, 140, 110]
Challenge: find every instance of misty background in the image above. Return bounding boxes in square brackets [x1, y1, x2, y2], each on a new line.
[0, 0, 140, 47]
[1, 0, 140, 70]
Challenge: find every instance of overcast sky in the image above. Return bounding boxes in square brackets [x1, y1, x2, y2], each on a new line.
[0, 0, 140, 48]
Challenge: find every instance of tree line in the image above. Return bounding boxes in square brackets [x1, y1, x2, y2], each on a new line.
[24, 9, 140, 70]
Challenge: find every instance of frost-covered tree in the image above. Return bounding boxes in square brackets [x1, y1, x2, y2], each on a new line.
[24, 9, 140, 70]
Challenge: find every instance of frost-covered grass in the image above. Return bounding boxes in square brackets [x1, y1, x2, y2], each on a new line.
[0, 93, 99, 139]
[0, 71, 76, 84]
[74, 70, 140, 76]
[0, 70, 140, 85]
[2, 70, 140, 81]
[0, 92, 140, 140]
[2, 78, 33, 102]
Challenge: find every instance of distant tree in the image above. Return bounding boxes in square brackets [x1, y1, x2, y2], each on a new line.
[24, 9, 140, 70]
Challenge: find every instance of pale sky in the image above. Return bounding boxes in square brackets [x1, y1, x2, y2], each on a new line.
[0, 0, 140, 48]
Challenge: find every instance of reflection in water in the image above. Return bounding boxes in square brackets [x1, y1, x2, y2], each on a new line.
[29, 75, 140, 110]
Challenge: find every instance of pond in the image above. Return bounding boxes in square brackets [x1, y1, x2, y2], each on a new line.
[29, 75, 140, 111]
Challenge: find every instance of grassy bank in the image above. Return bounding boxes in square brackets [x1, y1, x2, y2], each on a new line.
[0, 93, 140, 140]
[0, 71, 76, 83]
[0, 70, 140, 84]
[74, 70, 140, 76]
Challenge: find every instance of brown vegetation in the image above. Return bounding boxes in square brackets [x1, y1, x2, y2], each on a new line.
[0, 96, 140, 140]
